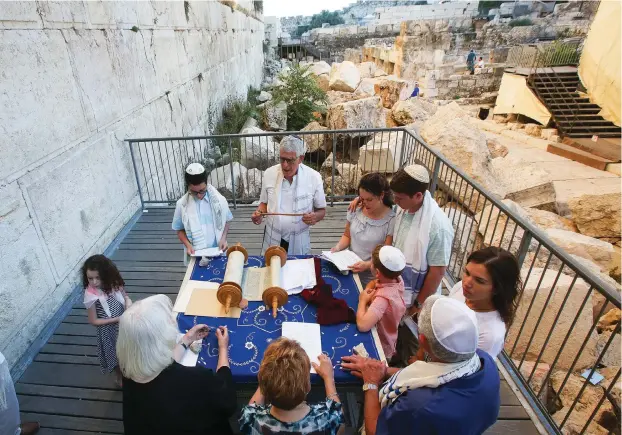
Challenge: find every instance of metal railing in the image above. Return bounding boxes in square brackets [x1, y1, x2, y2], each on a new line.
[506, 39, 583, 69]
[127, 127, 621, 434]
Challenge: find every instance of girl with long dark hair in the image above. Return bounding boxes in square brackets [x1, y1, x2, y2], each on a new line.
[449, 247, 521, 358]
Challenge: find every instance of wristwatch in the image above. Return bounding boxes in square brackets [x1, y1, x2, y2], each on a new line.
[362, 383, 378, 392]
[413, 299, 422, 309]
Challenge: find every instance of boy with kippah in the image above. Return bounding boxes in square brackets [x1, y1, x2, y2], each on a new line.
[356, 245, 407, 360]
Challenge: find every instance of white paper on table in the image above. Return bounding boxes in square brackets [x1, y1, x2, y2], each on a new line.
[281, 258, 316, 291]
[281, 322, 322, 373]
[192, 247, 223, 257]
[321, 250, 363, 272]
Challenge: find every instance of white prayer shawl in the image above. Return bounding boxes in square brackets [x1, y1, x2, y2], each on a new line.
[394, 190, 439, 306]
[261, 163, 321, 255]
[177, 185, 228, 250]
[379, 353, 482, 408]
[83, 285, 126, 318]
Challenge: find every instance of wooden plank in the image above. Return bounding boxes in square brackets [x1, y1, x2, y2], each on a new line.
[18, 395, 123, 420]
[40, 343, 97, 357]
[63, 315, 89, 324]
[500, 381, 521, 406]
[54, 324, 96, 337]
[125, 282, 182, 291]
[498, 405, 530, 420]
[35, 354, 99, 365]
[117, 271, 185, 281]
[48, 335, 95, 346]
[19, 412, 123, 434]
[16, 383, 122, 402]
[19, 363, 118, 389]
[484, 419, 539, 434]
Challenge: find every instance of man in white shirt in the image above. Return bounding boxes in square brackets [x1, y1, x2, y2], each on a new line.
[251, 136, 327, 255]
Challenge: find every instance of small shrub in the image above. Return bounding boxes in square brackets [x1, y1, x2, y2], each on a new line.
[509, 18, 533, 27]
[131, 26, 139, 32]
[271, 64, 328, 131]
[213, 87, 260, 156]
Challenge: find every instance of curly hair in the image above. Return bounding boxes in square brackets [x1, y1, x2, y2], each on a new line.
[358, 172, 394, 208]
[81, 254, 125, 294]
[258, 337, 311, 410]
[371, 244, 403, 279]
[466, 247, 522, 326]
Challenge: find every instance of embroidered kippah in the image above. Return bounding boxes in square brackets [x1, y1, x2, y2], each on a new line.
[404, 164, 430, 183]
[185, 163, 205, 175]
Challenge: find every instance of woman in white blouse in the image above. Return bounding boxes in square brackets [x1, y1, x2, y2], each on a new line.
[449, 247, 521, 358]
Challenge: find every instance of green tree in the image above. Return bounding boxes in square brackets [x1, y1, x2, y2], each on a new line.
[309, 10, 344, 30]
[271, 65, 328, 131]
[478, 1, 504, 14]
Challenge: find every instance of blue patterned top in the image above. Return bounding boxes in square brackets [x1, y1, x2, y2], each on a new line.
[239, 399, 343, 435]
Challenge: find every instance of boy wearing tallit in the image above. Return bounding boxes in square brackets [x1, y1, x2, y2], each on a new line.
[251, 136, 327, 255]
[389, 165, 454, 366]
[172, 163, 233, 267]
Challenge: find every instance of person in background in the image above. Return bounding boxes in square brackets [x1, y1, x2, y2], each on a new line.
[251, 136, 327, 255]
[0, 351, 39, 435]
[172, 163, 233, 267]
[356, 245, 407, 361]
[410, 82, 420, 98]
[341, 296, 500, 435]
[82, 254, 131, 386]
[466, 49, 476, 75]
[477, 56, 485, 69]
[118, 295, 237, 435]
[449, 247, 521, 358]
[331, 172, 395, 286]
[240, 338, 344, 434]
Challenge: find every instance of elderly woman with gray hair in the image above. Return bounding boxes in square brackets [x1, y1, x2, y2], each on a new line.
[117, 295, 237, 435]
[341, 295, 500, 435]
[251, 135, 327, 255]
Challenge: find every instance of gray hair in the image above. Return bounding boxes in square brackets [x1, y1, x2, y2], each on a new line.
[418, 295, 474, 363]
[280, 135, 306, 157]
[116, 294, 178, 383]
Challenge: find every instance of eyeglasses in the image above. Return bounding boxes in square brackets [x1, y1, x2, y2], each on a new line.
[189, 188, 207, 196]
[280, 157, 298, 165]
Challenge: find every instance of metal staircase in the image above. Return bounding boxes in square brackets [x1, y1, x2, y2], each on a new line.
[527, 69, 620, 138]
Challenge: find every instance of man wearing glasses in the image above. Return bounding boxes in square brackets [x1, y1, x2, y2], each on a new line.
[251, 136, 326, 254]
[172, 163, 233, 266]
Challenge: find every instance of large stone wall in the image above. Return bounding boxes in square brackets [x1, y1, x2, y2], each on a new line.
[0, 0, 263, 368]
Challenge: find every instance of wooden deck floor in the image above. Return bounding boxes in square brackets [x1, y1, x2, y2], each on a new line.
[16, 206, 539, 434]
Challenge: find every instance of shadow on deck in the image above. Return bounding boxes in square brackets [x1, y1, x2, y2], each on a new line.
[16, 206, 540, 434]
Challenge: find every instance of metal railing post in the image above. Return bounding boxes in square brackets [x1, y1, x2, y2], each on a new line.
[128, 141, 145, 210]
[331, 133, 336, 207]
[428, 157, 442, 196]
[228, 137, 237, 209]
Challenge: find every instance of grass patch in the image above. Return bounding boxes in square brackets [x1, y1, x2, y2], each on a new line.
[509, 18, 533, 27]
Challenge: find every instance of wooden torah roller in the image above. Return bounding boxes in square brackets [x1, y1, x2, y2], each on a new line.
[263, 246, 288, 318]
[216, 243, 248, 314]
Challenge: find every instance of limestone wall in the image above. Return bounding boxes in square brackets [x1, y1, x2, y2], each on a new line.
[0, 0, 264, 368]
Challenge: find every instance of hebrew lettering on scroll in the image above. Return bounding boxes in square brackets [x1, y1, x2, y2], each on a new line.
[241, 267, 271, 301]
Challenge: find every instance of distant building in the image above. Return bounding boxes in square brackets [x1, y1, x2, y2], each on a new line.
[265, 16, 282, 48]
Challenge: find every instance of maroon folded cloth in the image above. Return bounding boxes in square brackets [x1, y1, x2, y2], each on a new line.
[301, 258, 356, 325]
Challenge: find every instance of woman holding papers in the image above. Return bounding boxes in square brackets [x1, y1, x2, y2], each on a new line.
[331, 173, 396, 286]
[172, 163, 233, 267]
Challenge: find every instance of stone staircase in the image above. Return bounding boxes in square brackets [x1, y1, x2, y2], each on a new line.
[527, 69, 621, 138]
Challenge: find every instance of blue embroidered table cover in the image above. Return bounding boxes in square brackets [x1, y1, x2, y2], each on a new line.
[177, 255, 382, 384]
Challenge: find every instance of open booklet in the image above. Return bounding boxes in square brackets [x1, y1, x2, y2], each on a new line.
[320, 249, 363, 273]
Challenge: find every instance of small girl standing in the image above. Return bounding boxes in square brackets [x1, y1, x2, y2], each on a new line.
[356, 245, 407, 360]
[82, 255, 131, 386]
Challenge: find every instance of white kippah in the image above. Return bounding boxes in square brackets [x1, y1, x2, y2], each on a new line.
[185, 163, 205, 175]
[426, 295, 479, 356]
[378, 246, 406, 272]
[404, 164, 430, 183]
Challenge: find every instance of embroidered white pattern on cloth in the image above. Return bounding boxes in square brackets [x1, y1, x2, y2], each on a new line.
[179, 185, 227, 250]
[379, 353, 481, 408]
